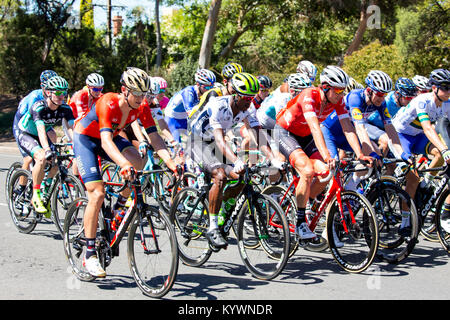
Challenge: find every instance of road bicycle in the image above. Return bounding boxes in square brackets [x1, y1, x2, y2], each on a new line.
[263, 160, 379, 273]
[63, 168, 179, 298]
[169, 163, 290, 280]
[8, 143, 85, 235]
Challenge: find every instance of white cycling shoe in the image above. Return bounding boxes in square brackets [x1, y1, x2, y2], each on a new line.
[321, 228, 344, 248]
[295, 223, 317, 240]
[83, 255, 106, 278]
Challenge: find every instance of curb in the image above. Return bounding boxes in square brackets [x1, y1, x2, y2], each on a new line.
[0, 143, 21, 156]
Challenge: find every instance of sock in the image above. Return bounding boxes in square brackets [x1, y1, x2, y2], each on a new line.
[85, 238, 96, 259]
[33, 184, 41, 190]
[209, 214, 218, 231]
[296, 208, 306, 226]
[400, 211, 410, 228]
[442, 203, 450, 220]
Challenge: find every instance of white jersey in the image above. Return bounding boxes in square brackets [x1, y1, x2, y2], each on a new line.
[392, 92, 450, 136]
[189, 95, 260, 141]
[256, 91, 291, 129]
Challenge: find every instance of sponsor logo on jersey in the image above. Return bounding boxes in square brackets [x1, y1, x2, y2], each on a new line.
[352, 108, 363, 120]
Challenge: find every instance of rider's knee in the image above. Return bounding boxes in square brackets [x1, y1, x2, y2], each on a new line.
[212, 168, 227, 189]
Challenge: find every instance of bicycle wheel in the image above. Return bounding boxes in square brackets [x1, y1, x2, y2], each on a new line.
[5, 161, 22, 200]
[169, 187, 212, 267]
[62, 197, 96, 282]
[261, 185, 299, 256]
[8, 169, 38, 234]
[51, 173, 86, 236]
[435, 189, 450, 253]
[128, 205, 179, 298]
[366, 179, 419, 264]
[236, 193, 290, 280]
[327, 190, 378, 273]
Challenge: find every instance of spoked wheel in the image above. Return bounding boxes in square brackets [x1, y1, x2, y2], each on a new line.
[8, 169, 38, 234]
[128, 205, 179, 298]
[5, 161, 22, 200]
[63, 197, 96, 282]
[51, 173, 86, 237]
[169, 187, 212, 267]
[327, 191, 379, 273]
[237, 193, 290, 280]
[435, 189, 450, 253]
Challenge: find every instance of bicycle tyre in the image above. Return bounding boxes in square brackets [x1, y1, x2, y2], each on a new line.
[435, 188, 450, 253]
[169, 187, 213, 267]
[128, 205, 179, 298]
[236, 193, 290, 280]
[51, 173, 86, 236]
[5, 161, 22, 200]
[8, 169, 38, 234]
[327, 190, 379, 273]
[366, 179, 419, 264]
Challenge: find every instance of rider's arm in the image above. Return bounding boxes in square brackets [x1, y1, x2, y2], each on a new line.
[384, 123, 404, 157]
[422, 119, 448, 152]
[305, 113, 332, 162]
[147, 131, 178, 172]
[130, 120, 146, 143]
[100, 130, 132, 169]
[36, 123, 51, 151]
[213, 128, 239, 163]
[242, 117, 274, 161]
[339, 117, 364, 159]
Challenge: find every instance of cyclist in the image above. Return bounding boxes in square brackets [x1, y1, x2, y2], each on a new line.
[69, 73, 104, 120]
[188, 72, 283, 248]
[152, 76, 170, 111]
[275, 66, 358, 239]
[17, 75, 74, 215]
[392, 68, 450, 234]
[412, 75, 432, 95]
[345, 77, 364, 95]
[296, 60, 318, 83]
[72, 67, 178, 277]
[164, 68, 216, 145]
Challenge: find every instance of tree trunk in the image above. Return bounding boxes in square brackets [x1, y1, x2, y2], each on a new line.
[199, 0, 222, 68]
[155, 0, 162, 68]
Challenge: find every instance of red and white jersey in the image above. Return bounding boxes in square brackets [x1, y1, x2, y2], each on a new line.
[69, 87, 103, 120]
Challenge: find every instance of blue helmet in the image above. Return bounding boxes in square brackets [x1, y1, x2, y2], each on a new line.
[40, 70, 58, 87]
[395, 77, 417, 97]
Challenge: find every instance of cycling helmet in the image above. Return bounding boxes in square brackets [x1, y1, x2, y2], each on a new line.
[429, 68, 450, 87]
[195, 68, 216, 86]
[86, 73, 104, 87]
[221, 62, 244, 80]
[257, 75, 273, 90]
[230, 72, 260, 97]
[365, 70, 392, 93]
[345, 77, 364, 94]
[287, 73, 312, 91]
[153, 76, 168, 89]
[120, 67, 150, 92]
[320, 66, 349, 88]
[214, 82, 225, 89]
[395, 77, 417, 97]
[45, 75, 69, 91]
[412, 75, 431, 91]
[149, 77, 161, 95]
[40, 70, 58, 87]
[296, 60, 318, 82]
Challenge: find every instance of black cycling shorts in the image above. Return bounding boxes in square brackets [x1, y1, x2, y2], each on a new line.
[187, 135, 233, 175]
[275, 124, 318, 164]
[16, 130, 54, 158]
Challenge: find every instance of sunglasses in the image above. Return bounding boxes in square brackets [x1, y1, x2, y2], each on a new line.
[159, 89, 166, 93]
[372, 90, 387, 98]
[52, 90, 67, 96]
[402, 95, 415, 101]
[332, 87, 345, 94]
[239, 95, 254, 101]
[91, 87, 103, 92]
[203, 85, 214, 90]
[130, 90, 146, 97]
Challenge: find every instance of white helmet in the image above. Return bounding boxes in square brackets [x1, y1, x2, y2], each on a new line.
[288, 73, 312, 91]
[149, 77, 161, 95]
[120, 67, 150, 92]
[365, 70, 392, 93]
[296, 60, 318, 82]
[346, 77, 364, 94]
[195, 68, 216, 86]
[86, 73, 104, 87]
[320, 66, 349, 88]
[412, 75, 431, 91]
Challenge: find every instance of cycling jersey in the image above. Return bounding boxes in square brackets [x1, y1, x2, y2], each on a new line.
[392, 92, 450, 136]
[75, 92, 157, 139]
[367, 91, 401, 129]
[158, 96, 169, 110]
[141, 97, 164, 121]
[256, 91, 290, 129]
[18, 100, 75, 136]
[164, 85, 200, 119]
[276, 87, 348, 137]
[188, 87, 222, 119]
[344, 89, 392, 126]
[16, 89, 44, 119]
[68, 87, 103, 120]
[189, 95, 260, 141]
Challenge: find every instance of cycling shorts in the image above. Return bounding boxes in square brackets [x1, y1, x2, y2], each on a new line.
[275, 124, 319, 166]
[165, 116, 187, 144]
[187, 135, 233, 175]
[16, 130, 54, 158]
[397, 132, 433, 159]
[73, 132, 134, 184]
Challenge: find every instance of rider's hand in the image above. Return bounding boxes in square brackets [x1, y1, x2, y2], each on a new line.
[358, 154, 374, 167]
[324, 156, 336, 171]
[271, 158, 285, 170]
[233, 158, 246, 174]
[138, 141, 149, 158]
[120, 164, 136, 181]
[442, 149, 450, 164]
[44, 148, 54, 161]
[400, 152, 413, 165]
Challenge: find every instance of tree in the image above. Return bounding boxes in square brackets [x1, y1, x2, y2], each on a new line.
[155, 0, 163, 68]
[198, 0, 221, 68]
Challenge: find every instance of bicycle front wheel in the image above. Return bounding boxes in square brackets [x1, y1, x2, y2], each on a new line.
[435, 189, 450, 253]
[327, 191, 378, 273]
[128, 205, 179, 298]
[236, 193, 290, 280]
[5, 161, 22, 200]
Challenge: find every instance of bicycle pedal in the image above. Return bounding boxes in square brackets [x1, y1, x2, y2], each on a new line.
[208, 242, 222, 252]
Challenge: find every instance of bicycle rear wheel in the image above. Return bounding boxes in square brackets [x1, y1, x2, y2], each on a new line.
[169, 187, 212, 267]
[8, 169, 38, 234]
[128, 205, 179, 298]
[5, 161, 22, 200]
[51, 173, 86, 236]
[327, 191, 378, 273]
[237, 193, 290, 280]
[435, 189, 450, 253]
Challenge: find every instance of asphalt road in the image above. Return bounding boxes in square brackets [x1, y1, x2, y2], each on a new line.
[0, 150, 449, 303]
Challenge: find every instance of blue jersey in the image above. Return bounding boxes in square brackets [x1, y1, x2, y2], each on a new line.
[16, 89, 44, 119]
[367, 91, 401, 129]
[164, 85, 199, 120]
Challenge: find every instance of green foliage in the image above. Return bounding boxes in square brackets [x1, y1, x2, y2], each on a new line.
[342, 40, 414, 84]
[167, 56, 200, 94]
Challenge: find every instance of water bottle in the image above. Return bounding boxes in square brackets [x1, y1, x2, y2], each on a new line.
[394, 163, 408, 178]
[219, 198, 236, 226]
[111, 209, 126, 232]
